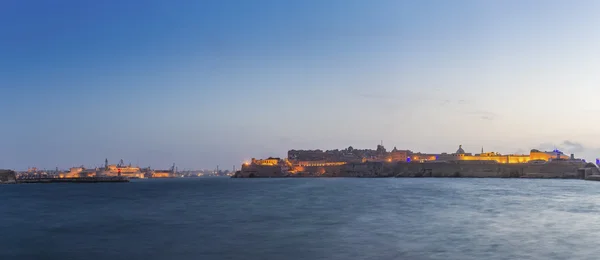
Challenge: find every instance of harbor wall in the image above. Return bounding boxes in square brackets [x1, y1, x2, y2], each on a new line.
[235, 165, 286, 178]
[234, 161, 595, 179]
[387, 161, 588, 178]
[0, 170, 17, 184]
[294, 165, 346, 177]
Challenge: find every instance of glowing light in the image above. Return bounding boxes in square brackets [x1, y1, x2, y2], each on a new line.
[406, 157, 411, 162]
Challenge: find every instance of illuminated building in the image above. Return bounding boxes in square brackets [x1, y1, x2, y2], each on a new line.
[103, 159, 144, 178]
[410, 153, 438, 162]
[243, 144, 581, 177]
[529, 149, 570, 161]
[296, 161, 347, 167]
[251, 157, 281, 166]
[437, 146, 573, 164]
[59, 167, 97, 178]
[390, 147, 409, 162]
[288, 150, 328, 161]
[240, 158, 285, 177]
[107, 165, 140, 174]
[151, 170, 173, 178]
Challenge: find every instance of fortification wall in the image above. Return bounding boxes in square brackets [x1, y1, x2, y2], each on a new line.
[236, 165, 285, 178]
[522, 161, 586, 178]
[341, 162, 389, 177]
[232, 160, 593, 179]
[387, 161, 523, 178]
[302, 165, 346, 177]
[0, 170, 17, 184]
[339, 161, 588, 178]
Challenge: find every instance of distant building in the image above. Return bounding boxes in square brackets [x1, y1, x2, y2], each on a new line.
[151, 170, 173, 178]
[390, 147, 409, 162]
[240, 159, 285, 178]
[59, 167, 97, 178]
[435, 146, 572, 164]
[251, 157, 280, 166]
[296, 161, 346, 167]
[104, 164, 144, 178]
[409, 153, 438, 162]
[245, 144, 581, 177]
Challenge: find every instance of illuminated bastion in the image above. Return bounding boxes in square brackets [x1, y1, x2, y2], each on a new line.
[439, 146, 572, 164]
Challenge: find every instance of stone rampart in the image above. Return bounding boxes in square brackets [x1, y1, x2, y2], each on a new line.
[232, 160, 595, 179]
[341, 161, 589, 178]
[0, 170, 17, 184]
[235, 165, 285, 178]
[388, 161, 522, 178]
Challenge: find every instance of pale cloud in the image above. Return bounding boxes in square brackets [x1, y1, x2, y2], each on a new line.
[436, 99, 497, 120]
[536, 141, 600, 161]
[561, 140, 585, 153]
[469, 110, 498, 121]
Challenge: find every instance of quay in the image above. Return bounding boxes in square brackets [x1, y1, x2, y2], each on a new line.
[16, 176, 129, 184]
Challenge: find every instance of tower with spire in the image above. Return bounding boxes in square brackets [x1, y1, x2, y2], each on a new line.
[456, 145, 465, 154]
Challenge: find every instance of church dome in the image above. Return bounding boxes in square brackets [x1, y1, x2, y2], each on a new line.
[456, 145, 465, 154]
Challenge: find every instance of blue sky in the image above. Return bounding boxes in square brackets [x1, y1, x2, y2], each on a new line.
[1, 0, 600, 170]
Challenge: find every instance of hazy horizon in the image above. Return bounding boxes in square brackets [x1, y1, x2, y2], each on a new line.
[2, 0, 600, 170]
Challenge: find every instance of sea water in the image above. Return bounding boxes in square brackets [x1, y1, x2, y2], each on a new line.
[2, 178, 600, 260]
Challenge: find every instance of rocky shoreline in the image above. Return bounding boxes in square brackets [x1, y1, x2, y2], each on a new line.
[0, 170, 17, 184]
[233, 161, 600, 180]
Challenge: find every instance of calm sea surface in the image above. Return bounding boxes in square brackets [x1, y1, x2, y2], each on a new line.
[2, 178, 600, 260]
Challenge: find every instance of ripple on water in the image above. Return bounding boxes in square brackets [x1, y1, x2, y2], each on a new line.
[2, 178, 600, 260]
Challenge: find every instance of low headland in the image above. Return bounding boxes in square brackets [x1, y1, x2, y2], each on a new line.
[1, 159, 180, 184]
[232, 144, 600, 181]
[0, 170, 129, 184]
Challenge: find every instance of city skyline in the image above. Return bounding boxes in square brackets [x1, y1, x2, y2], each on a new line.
[5, 142, 595, 171]
[2, 0, 600, 169]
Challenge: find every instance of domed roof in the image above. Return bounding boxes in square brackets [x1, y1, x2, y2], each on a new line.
[456, 145, 465, 154]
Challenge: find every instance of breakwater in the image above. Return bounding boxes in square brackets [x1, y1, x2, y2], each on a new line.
[16, 177, 129, 184]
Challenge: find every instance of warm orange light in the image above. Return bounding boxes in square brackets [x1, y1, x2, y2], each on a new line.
[293, 166, 305, 172]
[296, 161, 347, 167]
[456, 153, 551, 164]
[152, 173, 171, 178]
